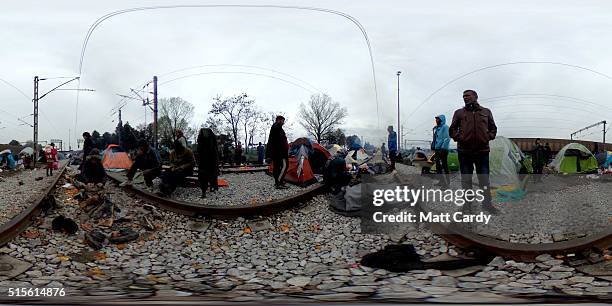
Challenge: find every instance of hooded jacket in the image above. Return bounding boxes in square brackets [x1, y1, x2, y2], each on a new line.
[449, 102, 497, 153]
[388, 131, 398, 152]
[432, 114, 450, 151]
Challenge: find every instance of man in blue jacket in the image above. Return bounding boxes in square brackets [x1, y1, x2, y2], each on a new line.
[432, 115, 450, 187]
[387, 126, 397, 170]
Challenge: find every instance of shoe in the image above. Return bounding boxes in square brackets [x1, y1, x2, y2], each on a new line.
[275, 184, 289, 189]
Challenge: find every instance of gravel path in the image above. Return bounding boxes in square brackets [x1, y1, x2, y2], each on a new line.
[0, 161, 66, 226]
[395, 164, 612, 244]
[171, 173, 316, 206]
[0, 169, 608, 302]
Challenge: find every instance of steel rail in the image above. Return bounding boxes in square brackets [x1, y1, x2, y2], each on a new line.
[0, 163, 67, 246]
[106, 172, 326, 217]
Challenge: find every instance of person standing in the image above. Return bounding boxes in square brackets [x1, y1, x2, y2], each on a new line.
[449, 89, 498, 214]
[431, 115, 450, 186]
[544, 143, 552, 165]
[257, 142, 265, 165]
[234, 142, 243, 166]
[44, 144, 57, 176]
[197, 128, 219, 198]
[387, 126, 398, 170]
[50, 143, 59, 170]
[80, 132, 94, 171]
[266, 116, 289, 189]
[531, 138, 546, 181]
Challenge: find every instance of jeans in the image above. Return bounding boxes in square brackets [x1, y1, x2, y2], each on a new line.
[389, 150, 397, 169]
[433, 149, 449, 185]
[458, 151, 491, 204]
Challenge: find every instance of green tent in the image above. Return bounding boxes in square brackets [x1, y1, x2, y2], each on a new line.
[550, 143, 598, 174]
[489, 136, 525, 188]
[430, 150, 459, 172]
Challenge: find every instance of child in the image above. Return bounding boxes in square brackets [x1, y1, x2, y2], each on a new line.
[45, 144, 57, 176]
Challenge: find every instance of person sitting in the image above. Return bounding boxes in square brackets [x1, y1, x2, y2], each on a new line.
[158, 140, 195, 197]
[324, 153, 352, 194]
[121, 140, 161, 190]
[77, 148, 106, 184]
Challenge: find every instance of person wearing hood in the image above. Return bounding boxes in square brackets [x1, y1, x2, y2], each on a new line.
[431, 115, 450, 186]
[197, 128, 219, 198]
[449, 90, 498, 214]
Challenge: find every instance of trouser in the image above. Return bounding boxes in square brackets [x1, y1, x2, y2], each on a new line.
[389, 150, 397, 169]
[199, 172, 218, 195]
[46, 164, 53, 176]
[273, 158, 288, 185]
[458, 151, 491, 204]
[160, 169, 190, 195]
[434, 149, 450, 186]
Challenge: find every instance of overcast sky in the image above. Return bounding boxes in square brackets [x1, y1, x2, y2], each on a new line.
[2, 0, 612, 149]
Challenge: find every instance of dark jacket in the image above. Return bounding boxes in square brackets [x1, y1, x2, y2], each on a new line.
[197, 128, 219, 177]
[127, 147, 161, 180]
[449, 102, 497, 153]
[82, 155, 106, 184]
[266, 122, 289, 159]
[83, 137, 94, 158]
[532, 144, 546, 167]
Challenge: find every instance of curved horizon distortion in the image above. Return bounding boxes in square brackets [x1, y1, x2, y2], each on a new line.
[75, 4, 381, 141]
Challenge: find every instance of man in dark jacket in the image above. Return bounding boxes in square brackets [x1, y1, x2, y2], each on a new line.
[266, 116, 289, 189]
[449, 90, 498, 214]
[197, 128, 219, 198]
[531, 138, 546, 182]
[544, 143, 552, 165]
[122, 140, 161, 190]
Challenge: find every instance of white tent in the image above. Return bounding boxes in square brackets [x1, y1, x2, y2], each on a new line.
[489, 136, 525, 188]
[19, 147, 34, 156]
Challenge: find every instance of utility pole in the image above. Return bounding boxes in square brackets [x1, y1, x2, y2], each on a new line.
[396, 71, 401, 151]
[153, 75, 158, 149]
[33, 76, 39, 167]
[603, 121, 607, 150]
[68, 129, 71, 151]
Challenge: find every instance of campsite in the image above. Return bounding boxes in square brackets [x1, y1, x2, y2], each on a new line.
[1, 1, 612, 304]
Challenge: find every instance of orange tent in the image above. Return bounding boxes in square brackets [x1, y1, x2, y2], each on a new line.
[102, 144, 132, 170]
[268, 157, 317, 187]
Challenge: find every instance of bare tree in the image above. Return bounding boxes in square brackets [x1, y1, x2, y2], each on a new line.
[159, 97, 195, 146]
[298, 94, 347, 143]
[209, 93, 254, 147]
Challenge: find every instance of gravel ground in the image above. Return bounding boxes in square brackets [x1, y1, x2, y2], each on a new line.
[395, 164, 612, 244]
[0, 161, 66, 226]
[171, 173, 316, 206]
[1, 167, 610, 302]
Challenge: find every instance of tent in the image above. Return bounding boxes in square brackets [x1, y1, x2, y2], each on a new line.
[102, 144, 132, 170]
[267, 138, 329, 187]
[550, 143, 598, 174]
[346, 148, 370, 165]
[328, 144, 343, 156]
[19, 147, 34, 156]
[489, 136, 525, 188]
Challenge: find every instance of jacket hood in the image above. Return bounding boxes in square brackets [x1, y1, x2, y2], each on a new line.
[435, 114, 446, 126]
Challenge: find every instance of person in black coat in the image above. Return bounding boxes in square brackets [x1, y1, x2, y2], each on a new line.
[197, 128, 219, 198]
[80, 132, 94, 171]
[266, 115, 289, 189]
[78, 149, 106, 184]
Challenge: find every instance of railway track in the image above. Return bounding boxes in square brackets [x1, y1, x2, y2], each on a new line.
[106, 171, 326, 217]
[0, 163, 67, 247]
